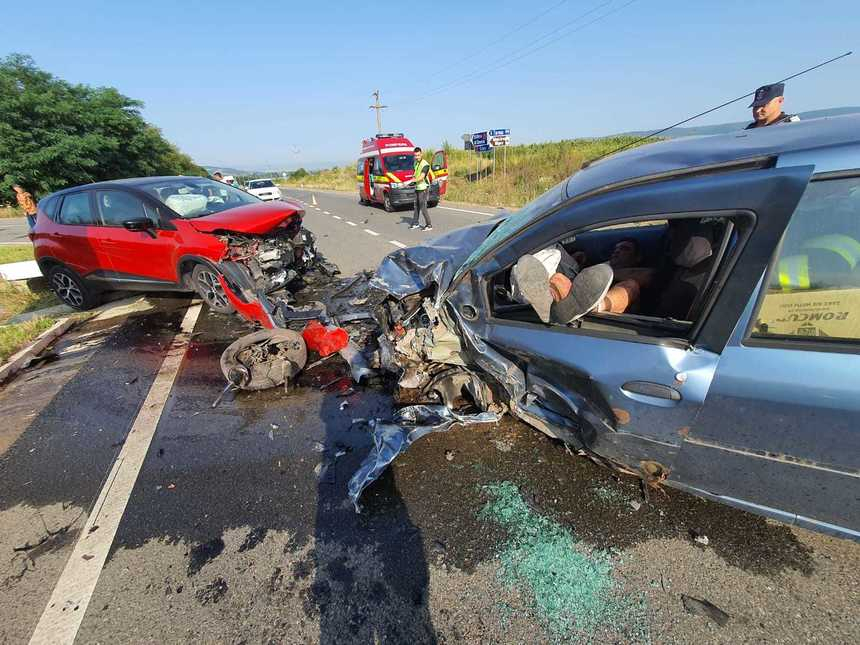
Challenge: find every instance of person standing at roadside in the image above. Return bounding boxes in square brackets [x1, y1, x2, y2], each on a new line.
[13, 184, 38, 228]
[410, 147, 433, 231]
[745, 83, 800, 129]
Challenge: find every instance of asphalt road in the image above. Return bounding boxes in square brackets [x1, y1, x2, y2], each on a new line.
[0, 217, 30, 245]
[283, 189, 502, 275]
[1, 196, 859, 643]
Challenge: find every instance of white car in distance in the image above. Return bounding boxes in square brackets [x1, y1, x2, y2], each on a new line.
[245, 179, 282, 201]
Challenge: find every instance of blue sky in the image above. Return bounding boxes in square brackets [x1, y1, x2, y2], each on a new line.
[3, 1, 858, 169]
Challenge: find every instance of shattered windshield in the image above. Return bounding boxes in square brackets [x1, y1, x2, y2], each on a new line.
[144, 178, 259, 218]
[453, 181, 567, 282]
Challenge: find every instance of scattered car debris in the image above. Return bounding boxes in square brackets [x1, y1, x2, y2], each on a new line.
[348, 405, 501, 512]
[681, 594, 730, 626]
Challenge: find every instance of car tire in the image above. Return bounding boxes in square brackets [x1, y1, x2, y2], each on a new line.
[48, 266, 101, 310]
[383, 193, 394, 212]
[428, 200, 439, 208]
[191, 264, 235, 314]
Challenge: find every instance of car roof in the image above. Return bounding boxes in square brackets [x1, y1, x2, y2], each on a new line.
[566, 114, 860, 200]
[45, 176, 213, 197]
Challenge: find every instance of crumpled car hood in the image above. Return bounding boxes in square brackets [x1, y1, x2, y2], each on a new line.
[188, 200, 303, 234]
[370, 217, 503, 298]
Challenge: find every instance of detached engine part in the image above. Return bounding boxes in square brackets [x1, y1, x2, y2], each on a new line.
[220, 329, 307, 390]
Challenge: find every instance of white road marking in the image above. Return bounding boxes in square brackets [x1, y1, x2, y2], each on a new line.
[28, 303, 202, 645]
[323, 211, 330, 215]
[346, 221, 357, 227]
[389, 240, 407, 249]
[332, 215, 342, 220]
[437, 205, 496, 216]
[363, 229, 379, 236]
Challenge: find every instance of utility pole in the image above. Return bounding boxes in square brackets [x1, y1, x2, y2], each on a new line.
[369, 90, 387, 134]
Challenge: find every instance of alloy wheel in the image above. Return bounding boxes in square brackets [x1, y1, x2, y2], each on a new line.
[195, 269, 230, 310]
[51, 272, 84, 307]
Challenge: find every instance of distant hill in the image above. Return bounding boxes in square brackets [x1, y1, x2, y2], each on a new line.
[621, 106, 860, 139]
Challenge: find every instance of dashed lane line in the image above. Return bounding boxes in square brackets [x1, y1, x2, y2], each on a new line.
[332, 215, 342, 220]
[364, 229, 380, 236]
[389, 240, 407, 249]
[323, 211, 330, 215]
[436, 205, 496, 217]
[28, 303, 203, 645]
[346, 221, 357, 226]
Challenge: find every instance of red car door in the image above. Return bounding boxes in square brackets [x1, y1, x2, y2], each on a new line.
[431, 150, 449, 196]
[364, 158, 373, 202]
[50, 191, 103, 276]
[92, 189, 180, 284]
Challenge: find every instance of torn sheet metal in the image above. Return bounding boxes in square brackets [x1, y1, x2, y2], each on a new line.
[347, 405, 501, 512]
[371, 220, 501, 300]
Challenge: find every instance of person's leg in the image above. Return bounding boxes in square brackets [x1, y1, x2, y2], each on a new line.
[420, 190, 431, 228]
[411, 191, 421, 227]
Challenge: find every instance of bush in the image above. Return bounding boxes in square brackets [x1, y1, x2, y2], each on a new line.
[0, 53, 206, 205]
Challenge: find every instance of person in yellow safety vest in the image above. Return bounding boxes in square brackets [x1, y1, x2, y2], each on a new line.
[776, 234, 860, 291]
[410, 147, 433, 231]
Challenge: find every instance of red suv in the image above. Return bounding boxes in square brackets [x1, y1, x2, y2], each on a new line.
[31, 176, 315, 322]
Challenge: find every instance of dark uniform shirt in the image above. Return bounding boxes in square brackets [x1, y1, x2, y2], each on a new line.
[745, 112, 800, 130]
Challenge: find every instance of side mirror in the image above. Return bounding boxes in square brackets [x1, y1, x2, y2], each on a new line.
[123, 217, 157, 238]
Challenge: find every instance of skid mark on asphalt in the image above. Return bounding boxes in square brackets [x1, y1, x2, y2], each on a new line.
[28, 304, 202, 645]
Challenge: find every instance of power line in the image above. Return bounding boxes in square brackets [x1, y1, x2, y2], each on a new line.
[600, 50, 854, 157]
[396, 0, 636, 106]
[422, 0, 572, 83]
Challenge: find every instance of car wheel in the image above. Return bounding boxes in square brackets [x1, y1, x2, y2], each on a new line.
[48, 266, 101, 310]
[383, 193, 394, 212]
[428, 200, 439, 208]
[192, 264, 235, 314]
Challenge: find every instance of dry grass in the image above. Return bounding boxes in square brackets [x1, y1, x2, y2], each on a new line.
[0, 279, 60, 324]
[0, 206, 23, 219]
[0, 317, 57, 364]
[281, 135, 656, 208]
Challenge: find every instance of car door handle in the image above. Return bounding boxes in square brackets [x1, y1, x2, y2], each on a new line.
[622, 381, 681, 401]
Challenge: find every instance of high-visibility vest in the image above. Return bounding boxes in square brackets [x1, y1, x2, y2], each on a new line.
[777, 234, 860, 291]
[413, 159, 431, 191]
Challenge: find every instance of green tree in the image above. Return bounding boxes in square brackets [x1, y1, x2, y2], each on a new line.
[0, 53, 206, 204]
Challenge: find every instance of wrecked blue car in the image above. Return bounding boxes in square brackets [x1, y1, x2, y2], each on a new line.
[369, 115, 860, 541]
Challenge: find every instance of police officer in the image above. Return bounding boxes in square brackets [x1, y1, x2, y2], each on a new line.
[745, 83, 800, 129]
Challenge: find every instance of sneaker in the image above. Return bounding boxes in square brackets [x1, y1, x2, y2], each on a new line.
[423, 225, 433, 231]
[410, 223, 420, 229]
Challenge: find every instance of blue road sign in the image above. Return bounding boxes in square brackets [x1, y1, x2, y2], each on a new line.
[473, 144, 492, 152]
[472, 131, 488, 145]
[488, 129, 510, 136]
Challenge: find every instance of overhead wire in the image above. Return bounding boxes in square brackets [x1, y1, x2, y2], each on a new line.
[394, 0, 637, 106]
[421, 0, 572, 83]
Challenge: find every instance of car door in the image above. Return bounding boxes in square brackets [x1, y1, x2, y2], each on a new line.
[465, 165, 813, 472]
[92, 189, 180, 284]
[364, 158, 374, 202]
[431, 150, 449, 196]
[51, 190, 103, 276]
[671, 172, 860, 538]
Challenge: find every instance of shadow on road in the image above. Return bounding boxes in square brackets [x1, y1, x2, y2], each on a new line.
[308, 382, 437, 644]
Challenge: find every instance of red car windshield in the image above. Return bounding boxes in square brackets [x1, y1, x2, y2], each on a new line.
[144, 178, 259, 218]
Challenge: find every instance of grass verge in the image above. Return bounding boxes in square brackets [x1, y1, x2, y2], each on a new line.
[0, 206, 23, 219]
[0, 244, 35, 264]
[0, 317, 57, 364]
[0, 279, 61, 324]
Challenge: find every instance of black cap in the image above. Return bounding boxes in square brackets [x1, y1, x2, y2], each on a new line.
[749, 83, 784, 108]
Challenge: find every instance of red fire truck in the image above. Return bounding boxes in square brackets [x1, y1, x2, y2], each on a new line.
[356, 133, 448, 212]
